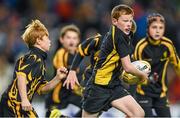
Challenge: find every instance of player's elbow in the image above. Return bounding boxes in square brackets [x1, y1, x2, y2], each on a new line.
[39, 85, 51, 94]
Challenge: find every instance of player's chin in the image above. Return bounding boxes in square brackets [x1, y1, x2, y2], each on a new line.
[124, 31, 130, 35]
[45, 47, 50, 52]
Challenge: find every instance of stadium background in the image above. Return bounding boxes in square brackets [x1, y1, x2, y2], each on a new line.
[0, 0, 180, 117]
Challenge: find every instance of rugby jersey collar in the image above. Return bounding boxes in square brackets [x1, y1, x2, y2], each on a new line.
[147, 36, 161, 45]
[113, 25, 131, 37]
[112, 25, 131, 42]
[30, 47, 47, 60]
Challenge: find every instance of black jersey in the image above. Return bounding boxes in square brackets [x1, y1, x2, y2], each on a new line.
[69, 34, 102, 87]
[71, 34, 102, 74]
[134, 37, 180, 97]
[2, 47, 48, 103]
[92, 25, 134, 88]
[53, 48, 74, 69]
[78, 34, 102, 68]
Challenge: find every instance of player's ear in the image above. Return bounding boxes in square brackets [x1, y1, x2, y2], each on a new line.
[36, 38, 41, 45]
[59, 37, 63, 44]
[112, 18, 117, 25]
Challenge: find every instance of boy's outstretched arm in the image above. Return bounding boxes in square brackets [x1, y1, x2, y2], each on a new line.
[63, 53, 82, 89]
[63, 34, 101, 89]
[40, 67, 68, 93]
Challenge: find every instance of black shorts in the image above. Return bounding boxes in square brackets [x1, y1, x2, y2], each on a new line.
[0, 97, 38, 117]
[82, 84, 129, 114]
[136, 93, 170, 108]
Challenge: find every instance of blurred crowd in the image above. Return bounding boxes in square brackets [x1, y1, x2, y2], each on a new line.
[0, 0, 180, 116]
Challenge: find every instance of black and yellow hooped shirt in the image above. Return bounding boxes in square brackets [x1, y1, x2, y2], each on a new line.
[3, 47, 48, 103]
[92, 25, 134, 88]
[73, 34, 102, 70]
[134, 37, 180, 97]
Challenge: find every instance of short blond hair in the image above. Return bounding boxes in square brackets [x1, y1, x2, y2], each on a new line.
[111, 4, 134, 20]
[60, 24, 80, 39]
[22, 20, 49, 48]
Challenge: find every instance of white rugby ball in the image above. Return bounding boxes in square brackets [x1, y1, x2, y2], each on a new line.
[122, 60, 151, 85]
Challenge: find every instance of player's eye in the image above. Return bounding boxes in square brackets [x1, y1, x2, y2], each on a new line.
[159, 26, 164, 30]
[123, 20, 129, 22]
[151, 26, 157, 29]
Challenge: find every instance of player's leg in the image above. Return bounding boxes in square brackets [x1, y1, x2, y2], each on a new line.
[68, 92, 82, 117]
[2, 99, 38, 117]
[45, 109, 51, 117]
[154, 107, 171, 117]
[111, 95, 145, 117]
[22, 108, 38, 117]
[1, 99, 19, 117]
[135, 93, 153, 117]
[141, 106, 153, 117]
[82, 84, 112, 117]
[82, 110, 99, 117]
[154, 97, 171, 117]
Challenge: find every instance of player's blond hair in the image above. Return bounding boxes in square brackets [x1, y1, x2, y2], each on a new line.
[111, 4, 134, 20]
[22, 20, 49, 48]
[60, 24, 80, 39]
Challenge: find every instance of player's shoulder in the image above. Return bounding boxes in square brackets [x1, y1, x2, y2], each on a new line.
[135, 38, 147, 47]
[86, 33, 102, 41]
[161, 36, 173, 44]
[56, 48, 66, 55]
[17, 53, 39, 64]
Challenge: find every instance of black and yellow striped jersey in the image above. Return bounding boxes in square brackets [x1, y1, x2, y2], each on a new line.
[53, 48, 74, 69]
[92, 25, 134, 87]
[2, 47, 48, 103]
[69, 34, 102, 87]
[71, 34, 102, 71]
[134, 37, 180, 98]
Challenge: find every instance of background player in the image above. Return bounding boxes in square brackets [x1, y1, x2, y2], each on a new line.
[45, 24, 82, 117]
[133, 13, 180, 117]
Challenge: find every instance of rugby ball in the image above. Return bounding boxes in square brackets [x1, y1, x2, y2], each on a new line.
[122, 60, 151, 85]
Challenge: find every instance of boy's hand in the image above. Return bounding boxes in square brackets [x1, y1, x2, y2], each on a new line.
[63, 70, 80, 89]
[56, 67, 68, 80]
[21, 99, 32, 111]
[139, 72, 149, 84]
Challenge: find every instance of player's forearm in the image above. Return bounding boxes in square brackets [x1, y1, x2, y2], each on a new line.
[126, 63, 145, 79]
[17, 75, 28, 101]
[40, 76, 61, 93]
[121, 56, 145, 79]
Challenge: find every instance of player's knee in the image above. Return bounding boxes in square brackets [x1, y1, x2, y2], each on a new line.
[127, 108, 144, 117]
[141, 108, 145, 117]
[131, 107, 144, 117]
[136, 107, 145, 117]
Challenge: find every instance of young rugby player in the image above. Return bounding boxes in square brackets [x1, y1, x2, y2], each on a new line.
[133, 13, 180, 117]
[45, 24, 82, 117]
[64, 4, 148, 117]
[0, 20, 68, 117]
